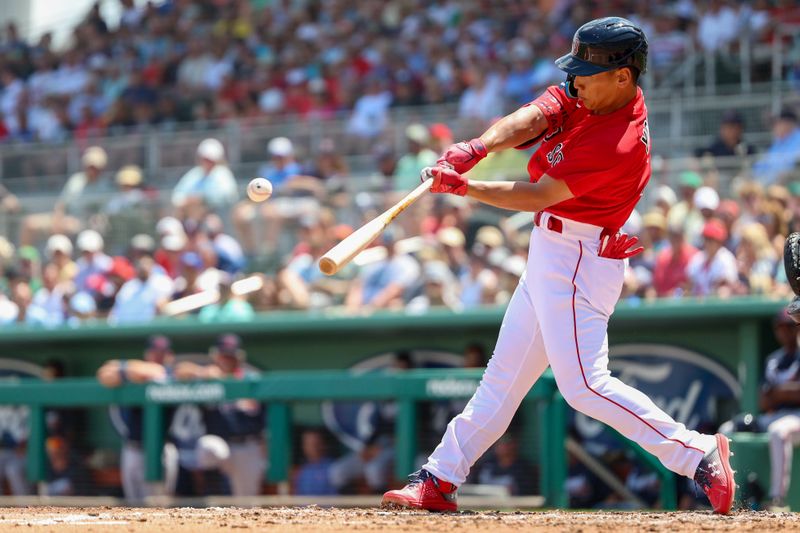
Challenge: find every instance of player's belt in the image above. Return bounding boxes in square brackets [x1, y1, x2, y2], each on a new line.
[534, 212, 618, 242]
[534, 211, 563, 233]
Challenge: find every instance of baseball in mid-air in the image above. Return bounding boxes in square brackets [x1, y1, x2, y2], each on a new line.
[247, 177, 272, 202]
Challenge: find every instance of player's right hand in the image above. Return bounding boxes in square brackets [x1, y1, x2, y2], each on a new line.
[437, 138, 488, 173]
[598, 232, 643, 259]
[424, 166, 468, 196]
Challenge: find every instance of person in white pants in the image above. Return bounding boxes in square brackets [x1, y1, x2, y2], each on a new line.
[383, 16, 735, 514]
[97, 335, 179, 503]
[757, 310, 800, 510]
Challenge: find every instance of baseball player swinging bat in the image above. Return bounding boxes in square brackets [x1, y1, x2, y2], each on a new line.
[318, 178, 433, 276]
[382, 16, 736, 515]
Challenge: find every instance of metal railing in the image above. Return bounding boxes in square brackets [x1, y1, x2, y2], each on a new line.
[0, 83, 794, 196]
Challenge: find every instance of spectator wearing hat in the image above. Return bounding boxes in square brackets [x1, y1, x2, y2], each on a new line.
[106, 165, 146, 215]
[109, 255, 174, 324]
[652, 184, 678, 218]
[429, 123, 454, 155]
[686, 219, 738, 297]
[155, 230, 188, 280]
[687, 186, 720, 248]
[97, 335, 179, 503]
[20, 146, 110, 246]
[172, 138, 238, 220]
[74, 229, 112, 292]
[26, 262, 68, 327]
[129, 233, 156, 261]
[716, 199, 741, 250]
[43, 234, 76, 287]
[256, 137, 302, 191]
[101, 165, 154, 253]
[176, 334, 266, 497]
[232, 137, 305, 259]
[753, 108, 800, 185]
[694, 110, 757, 163]
[393, 124, 438, 192]
[735, 223, 778, 295]
[634, 211, 669, 276]
[436, 227, 468, 278]
[667, 171, 704, 241]
[736, 180, 765, 228]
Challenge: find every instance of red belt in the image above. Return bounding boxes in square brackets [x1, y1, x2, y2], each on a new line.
[533, 211, 563, 233]
[534, 212, 618, 241]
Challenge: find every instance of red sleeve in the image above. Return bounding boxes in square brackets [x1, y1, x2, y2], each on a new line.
[532, 84, 578, 131]
[515, 84, 578, 150]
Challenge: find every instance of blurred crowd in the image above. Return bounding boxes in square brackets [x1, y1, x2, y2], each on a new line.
[0, 97, 798, 326]
[0, 0, 795, 144]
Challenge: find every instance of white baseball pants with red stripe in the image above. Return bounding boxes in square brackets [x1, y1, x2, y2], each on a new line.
[424, 213, 716, 486]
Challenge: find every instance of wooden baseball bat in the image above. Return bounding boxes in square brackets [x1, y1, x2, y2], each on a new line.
[319, 178, 433, 276]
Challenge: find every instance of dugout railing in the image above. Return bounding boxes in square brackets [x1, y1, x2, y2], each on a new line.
[0, 370, 684, 509]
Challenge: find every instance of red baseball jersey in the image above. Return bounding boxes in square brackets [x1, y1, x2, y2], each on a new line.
[524, 84, 651, 230]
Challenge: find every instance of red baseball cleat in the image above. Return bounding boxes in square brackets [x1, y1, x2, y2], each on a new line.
[694, 433, 736, 514]
[381, 470, 458, 512]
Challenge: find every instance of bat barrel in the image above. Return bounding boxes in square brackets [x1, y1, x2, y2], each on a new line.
[318, 256, 338, 276]
[318, 178, 432, 276]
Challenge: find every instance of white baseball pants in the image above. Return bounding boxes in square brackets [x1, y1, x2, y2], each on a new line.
[121, 442, 178, 502]
[196, 434, 266, 496]
[767, 413, 800, 500]
[424, 213, 716, 486]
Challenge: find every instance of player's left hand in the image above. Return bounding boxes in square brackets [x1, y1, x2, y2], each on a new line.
[422, 166, 468, 196]
[598, 232, 643, 259]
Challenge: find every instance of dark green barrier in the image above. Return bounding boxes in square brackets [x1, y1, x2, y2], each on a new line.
[0, 297, 783, 412]
[0, 371, 568, 506]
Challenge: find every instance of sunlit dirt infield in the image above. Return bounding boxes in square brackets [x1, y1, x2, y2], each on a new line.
[0, 507, 798, 532]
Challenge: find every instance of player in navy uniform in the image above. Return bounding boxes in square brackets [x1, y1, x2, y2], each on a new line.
[175, 334, 266, 496]
[97, 335, 179, 502]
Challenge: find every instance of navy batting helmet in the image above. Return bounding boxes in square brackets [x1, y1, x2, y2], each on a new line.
[556, 17, 648, 97]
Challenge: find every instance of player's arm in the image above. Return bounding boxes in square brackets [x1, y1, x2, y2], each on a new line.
[466, 174, 574, 212]
[426, 167, 574, 212]
[438, 104, 549, 173]
[174, 361, 224, 381]
[479, 104, 549, 152]
[96, 360, 167, 387]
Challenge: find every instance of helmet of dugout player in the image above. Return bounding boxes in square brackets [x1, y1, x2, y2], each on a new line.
[556, 17, 648, 98]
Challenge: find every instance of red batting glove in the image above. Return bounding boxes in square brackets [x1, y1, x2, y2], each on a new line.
[437, 138, 488, 173]
[424, 166, 468, 196]
[598, 232, 644, 260]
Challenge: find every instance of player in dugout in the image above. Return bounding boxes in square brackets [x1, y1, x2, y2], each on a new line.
[96, 335, 179, 503]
